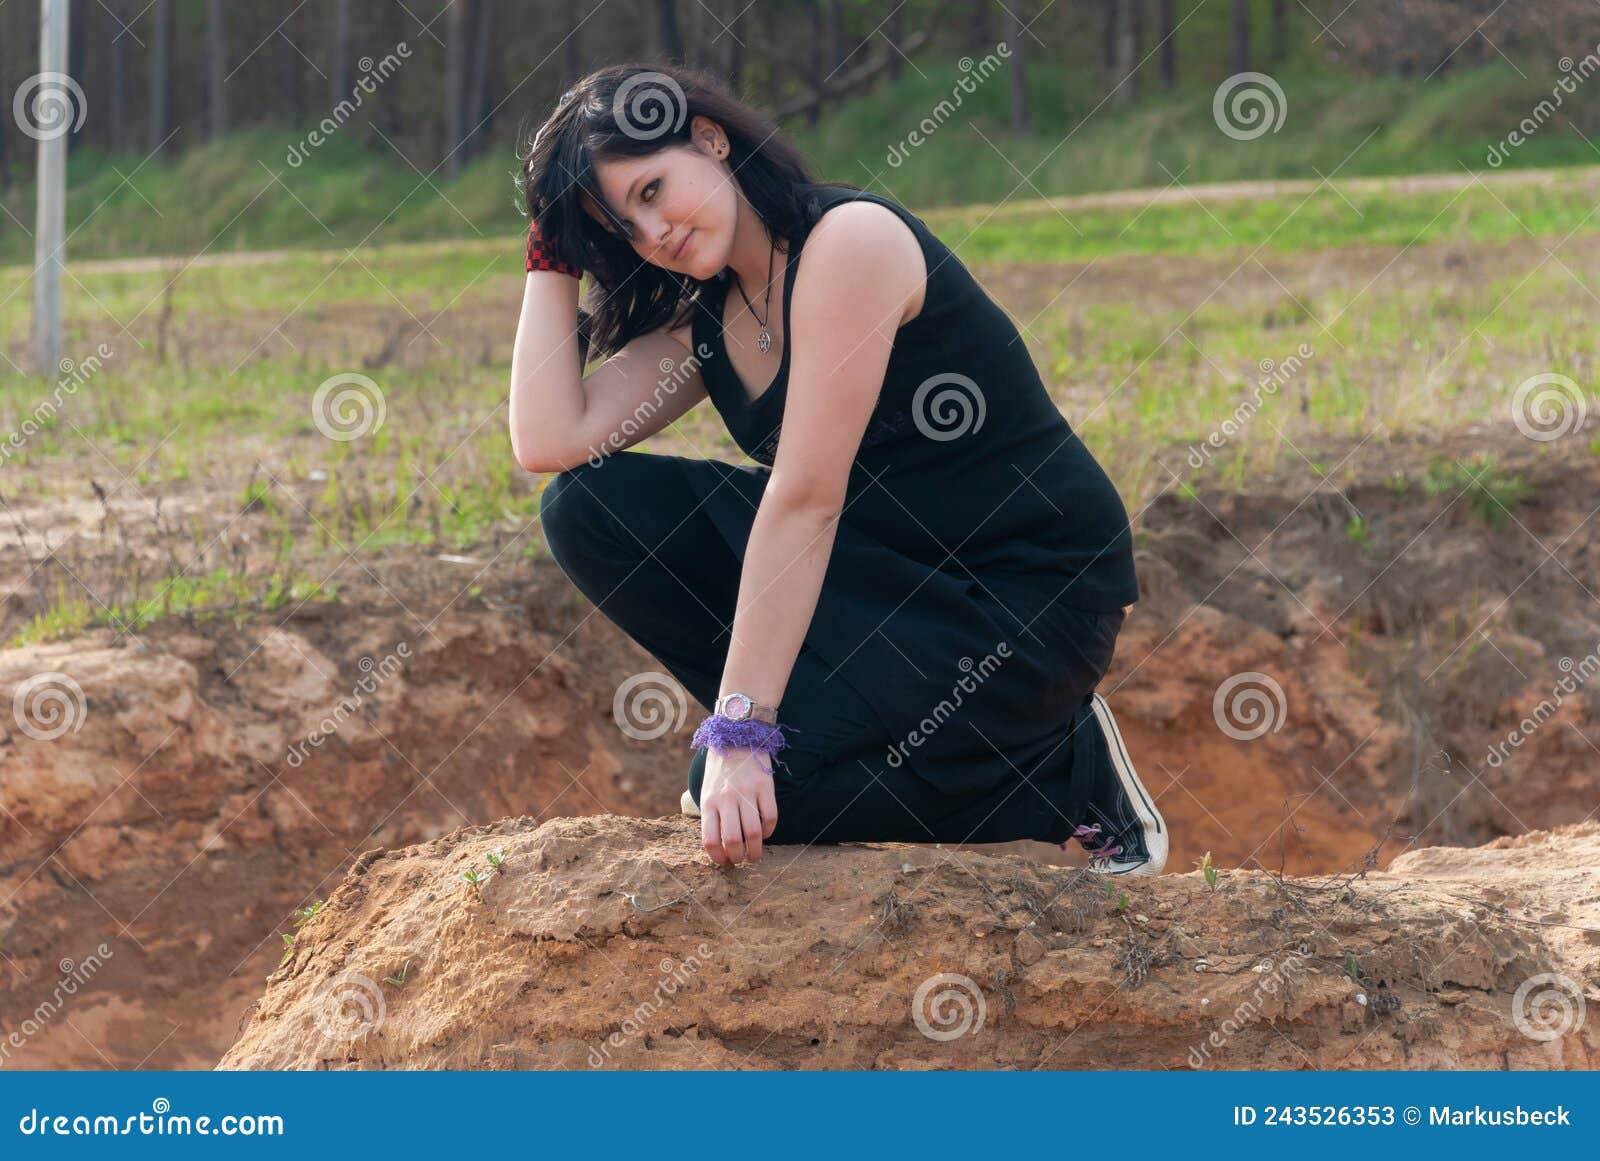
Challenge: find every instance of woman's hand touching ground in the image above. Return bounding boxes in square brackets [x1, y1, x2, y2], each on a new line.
[700, 748, 778, 866]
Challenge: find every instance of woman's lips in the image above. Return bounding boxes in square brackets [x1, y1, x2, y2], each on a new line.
[674, 230, 693, 260]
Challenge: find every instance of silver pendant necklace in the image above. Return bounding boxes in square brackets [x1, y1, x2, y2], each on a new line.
[729, 236, 776, 353]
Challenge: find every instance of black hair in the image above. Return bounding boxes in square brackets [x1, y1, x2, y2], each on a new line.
[514, 61, 860, 362]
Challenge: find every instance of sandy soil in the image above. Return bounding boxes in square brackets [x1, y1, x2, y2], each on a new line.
[4, 427, 1599, 1068]
[217, 813, 1600, 1070]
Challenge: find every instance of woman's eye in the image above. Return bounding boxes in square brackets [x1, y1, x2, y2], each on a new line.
[643, 179, 659, 201]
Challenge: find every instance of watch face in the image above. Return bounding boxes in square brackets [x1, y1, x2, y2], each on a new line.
[724, 694, 751, 720]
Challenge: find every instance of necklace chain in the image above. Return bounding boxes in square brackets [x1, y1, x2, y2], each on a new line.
[729, 233, 777, 354]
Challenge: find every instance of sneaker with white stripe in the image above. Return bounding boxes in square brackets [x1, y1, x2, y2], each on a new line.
[1063, 692, 1167, 877]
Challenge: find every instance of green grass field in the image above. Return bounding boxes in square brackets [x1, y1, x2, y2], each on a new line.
[3, 52, 1599, 646]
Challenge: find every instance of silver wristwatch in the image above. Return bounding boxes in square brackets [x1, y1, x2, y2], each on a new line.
[714, 691, 778, 724]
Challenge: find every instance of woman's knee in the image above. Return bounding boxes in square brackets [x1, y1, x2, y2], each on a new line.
[538, 460, 602, 553]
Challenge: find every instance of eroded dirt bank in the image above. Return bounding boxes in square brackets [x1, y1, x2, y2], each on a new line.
[0, 572, 683, 1069]
[4, 430, 1600, 1069]
[218, 814, 1600, 1071]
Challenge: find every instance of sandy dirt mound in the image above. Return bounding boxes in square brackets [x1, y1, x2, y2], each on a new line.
[218, 814, 1600, 1071]
[0, 587, 683, 1069]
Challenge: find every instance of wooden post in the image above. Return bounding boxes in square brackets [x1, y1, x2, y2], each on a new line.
[32, 0, 69, 377]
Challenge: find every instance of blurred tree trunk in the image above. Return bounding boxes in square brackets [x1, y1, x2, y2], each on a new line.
[206, 0, 225, 141]
[374, 0, 404, 138]
[806, 0, 825, 127]
[1271, 0, 1288, 65]
[467, 0, 496, 160]
[0, 6, 9, 187]
[1112, 0, 1136, 106]
[68, 0, 86, 154]
[1231, 0, 1249, 74]
[1005, 1, 1031, 132]
[149, 0, 170, 153]
[563, 1, 584, 86]
[1158, 0, 1175, 88]
[445, 0, 468, 176]
[657, 0, 684, 64]
[330, 0, 352, 103]
[887, 3, 903, 81]
[110, 0, 129, 149]
[279, 6, 304, 127]
[970, 0, 994, 52]
[826, 0, 847, 75]
[1102, 0, 1117, 86]
[726, 0, 746, 89]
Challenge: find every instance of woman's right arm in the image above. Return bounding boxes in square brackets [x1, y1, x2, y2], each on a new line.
[509, 271, 709, 474]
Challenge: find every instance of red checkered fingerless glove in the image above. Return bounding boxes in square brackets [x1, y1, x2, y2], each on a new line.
[524, 218, 582, 279]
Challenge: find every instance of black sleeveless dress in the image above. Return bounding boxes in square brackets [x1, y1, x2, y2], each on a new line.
[685, 183, 1139, 799]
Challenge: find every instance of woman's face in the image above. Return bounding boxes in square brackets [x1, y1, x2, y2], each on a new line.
[580, 116, 734, 280]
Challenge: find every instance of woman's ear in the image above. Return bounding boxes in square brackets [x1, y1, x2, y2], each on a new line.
[691, 115, 726, 158]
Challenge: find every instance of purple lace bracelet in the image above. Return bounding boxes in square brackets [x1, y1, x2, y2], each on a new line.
[690, 713, 792, 762]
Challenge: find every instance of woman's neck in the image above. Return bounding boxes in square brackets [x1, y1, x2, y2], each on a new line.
[723, 196, 785, 300]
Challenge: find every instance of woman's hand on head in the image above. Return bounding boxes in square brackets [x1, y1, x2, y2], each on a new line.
[700, 748, 778, 866]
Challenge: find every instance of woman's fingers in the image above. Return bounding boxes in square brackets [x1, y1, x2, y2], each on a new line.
[701, 810, 727, 866]
[739, 797, 764, 863]
[718, 803, 746, 865]
[758, 779, 778, 839]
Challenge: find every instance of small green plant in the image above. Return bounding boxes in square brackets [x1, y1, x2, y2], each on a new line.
[1344, 514, 1370, 545]
[461, 869, 493, 888]
[1099, 879, 1130, 911]
[240, 480, 272, 513]
[280, 932, 296, 964]
[1195, 851, 1218, 890]
[383, 961, 411, 989]
[485, 850, 507, 868]
[1344, 949, 1361, 982]
[292, 901, 323, 927]
[1422, 454, 1529, 527]
[1384, 471, 1409, 494]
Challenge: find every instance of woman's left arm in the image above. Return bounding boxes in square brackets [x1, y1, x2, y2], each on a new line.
[699, 203, 928, 867]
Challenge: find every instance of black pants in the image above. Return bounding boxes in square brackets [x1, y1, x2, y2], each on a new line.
[538, 450, 1123, 847]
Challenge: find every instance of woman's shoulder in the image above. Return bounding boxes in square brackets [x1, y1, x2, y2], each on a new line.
[797, 185, 935, 325]
[801, 184, 932, 243]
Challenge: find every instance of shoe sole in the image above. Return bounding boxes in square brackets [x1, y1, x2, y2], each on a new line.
[1087, 692, 1167, 876]
[680, 788, 702, 818]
